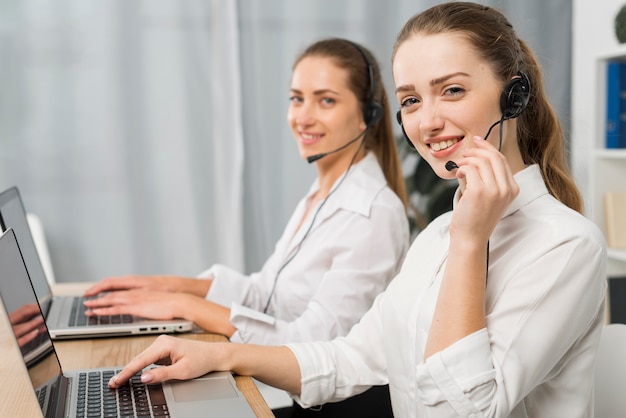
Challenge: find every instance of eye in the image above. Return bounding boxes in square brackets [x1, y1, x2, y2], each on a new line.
[289, 95, 303, 104]
[321, 97, 336, 106]
[399, 97, 419, 108]
[443, 86, 465, 97]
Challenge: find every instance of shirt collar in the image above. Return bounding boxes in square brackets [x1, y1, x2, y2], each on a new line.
[306, 152, 388, 218]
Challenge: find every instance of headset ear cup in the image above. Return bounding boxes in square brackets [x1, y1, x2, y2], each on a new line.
[396, 110, 415, 149]
[500, 71, 530, 120]
[365, 101, 384, 128]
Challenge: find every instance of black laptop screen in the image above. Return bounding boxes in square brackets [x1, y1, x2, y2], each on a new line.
[0, 228, 61, 391]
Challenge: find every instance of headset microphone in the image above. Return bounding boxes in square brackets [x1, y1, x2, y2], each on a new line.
[444, 119, 500, 171]
[306, 128, 369, 163]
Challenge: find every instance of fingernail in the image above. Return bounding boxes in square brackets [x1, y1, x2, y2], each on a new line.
[141, 373, 153, 384]
[108, 374, 118, 386]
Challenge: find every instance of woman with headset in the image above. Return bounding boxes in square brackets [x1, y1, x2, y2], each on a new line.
[109, 3, 607, 417]
[86, 38, 408, 416]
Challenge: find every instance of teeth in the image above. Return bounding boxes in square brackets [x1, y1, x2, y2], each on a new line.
[301, 133, 322, 140]
[431, 139, 458, 151]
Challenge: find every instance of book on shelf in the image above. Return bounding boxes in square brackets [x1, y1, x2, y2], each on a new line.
[606, 60, 626, 149]
[605, 192, 626, 249]
[609, 276, 626, 324]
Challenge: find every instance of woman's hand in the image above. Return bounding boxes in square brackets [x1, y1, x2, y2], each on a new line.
[83, 275, 211, 298]
[84, 289, 190, 320]
[451, 136, 519, 242]
[108, 335, 303, 395]
[83, 290, 237, 337]
[108, 335, 229, 387]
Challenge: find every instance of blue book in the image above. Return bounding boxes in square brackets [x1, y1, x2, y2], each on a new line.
[606, 61, 626, 148]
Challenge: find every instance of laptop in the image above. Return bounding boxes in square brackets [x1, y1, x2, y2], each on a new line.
[0, 186, 193, 339]
[0, 227, 256, 418]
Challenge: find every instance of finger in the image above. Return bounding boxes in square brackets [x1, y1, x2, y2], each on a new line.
[461, 138, 507, 190]
[109, 335, 175, 388]
[17, 328, 39, 346]
[84, 290, 135, 308]
[84, 280, 120, 296]
[85, 306, 130, 317]
[84, 277, 137, 296]
[14, 315, 45, 337]
[83, 294, 115, 308]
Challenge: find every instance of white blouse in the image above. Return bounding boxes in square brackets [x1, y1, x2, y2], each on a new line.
[199, 152, 410, 345]
[287, 164, 607, 418]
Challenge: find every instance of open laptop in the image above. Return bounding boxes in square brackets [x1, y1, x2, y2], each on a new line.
[0, 186, 193, 339]
[0, 227, 256, 418]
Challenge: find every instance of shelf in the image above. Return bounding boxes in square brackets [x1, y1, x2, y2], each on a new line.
[595, 149, 626, 159]
[608, 248, 626, 263]
[596, 45, 626, 61]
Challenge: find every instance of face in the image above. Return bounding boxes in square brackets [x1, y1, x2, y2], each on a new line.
[288, 56, 366, 164]
[393, 32, 514, 179]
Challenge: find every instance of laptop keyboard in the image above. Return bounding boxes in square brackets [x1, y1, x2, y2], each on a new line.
[76, 369, 169, 417]
[69, 297, 134, 327]
[36, 384, 48, 410]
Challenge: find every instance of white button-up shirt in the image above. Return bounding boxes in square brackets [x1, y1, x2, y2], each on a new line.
[200, 152, 410, 345]
[288, 164, 607, 417]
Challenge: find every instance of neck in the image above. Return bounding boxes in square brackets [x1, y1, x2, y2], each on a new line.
[316, 149, 366, 197]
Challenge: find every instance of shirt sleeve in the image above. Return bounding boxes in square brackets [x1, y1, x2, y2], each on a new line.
[200, 264, 255, 306]
[286, 290, 390, 408]
[230, 198, 409, 345]
[414, 228, 607, 416]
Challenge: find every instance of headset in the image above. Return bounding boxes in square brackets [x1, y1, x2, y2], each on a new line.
[396, 71, 531, 150]
[350, 42, 384, 129]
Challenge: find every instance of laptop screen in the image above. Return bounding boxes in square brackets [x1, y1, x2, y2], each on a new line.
[0, 187, 54, 314]
[0, 228, 62, 392]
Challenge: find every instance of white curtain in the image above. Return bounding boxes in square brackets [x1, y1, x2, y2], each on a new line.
[0, 0, 244, 281]
[0, 0, 570, 282]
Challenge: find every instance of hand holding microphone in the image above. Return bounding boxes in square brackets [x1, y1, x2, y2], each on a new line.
[450, 136, 519, 242]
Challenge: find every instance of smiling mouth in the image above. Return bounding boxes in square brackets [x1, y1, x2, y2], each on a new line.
[430, 137, 462, 151]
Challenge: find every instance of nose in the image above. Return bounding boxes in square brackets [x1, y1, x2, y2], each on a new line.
[418, 101, 444, 134]
[293, 102, 316, 127]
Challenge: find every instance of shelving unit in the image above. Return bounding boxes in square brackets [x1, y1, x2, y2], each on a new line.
[589, 46, 626, 276]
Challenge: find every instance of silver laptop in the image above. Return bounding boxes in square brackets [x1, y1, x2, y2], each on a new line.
[0, 186, 193, 339]
[0, 228, 256, 418]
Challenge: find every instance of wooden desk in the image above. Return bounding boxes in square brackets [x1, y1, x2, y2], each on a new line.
[0, 282, 273, 417]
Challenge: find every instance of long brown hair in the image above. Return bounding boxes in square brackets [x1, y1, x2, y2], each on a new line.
[295, 38, 408, 208]
[392, 2, 583, 213]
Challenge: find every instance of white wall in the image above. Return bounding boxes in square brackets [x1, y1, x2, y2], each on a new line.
[572, 0, 626, 214]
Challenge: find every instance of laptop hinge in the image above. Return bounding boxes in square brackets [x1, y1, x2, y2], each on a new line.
[47, 375, 70, 418]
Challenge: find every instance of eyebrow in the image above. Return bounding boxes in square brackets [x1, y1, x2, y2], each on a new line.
[395, 72, 470, 94]
[290, 88, 340, 96]
[429, 72, 469, 86]
[395, 84, 415, 94]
